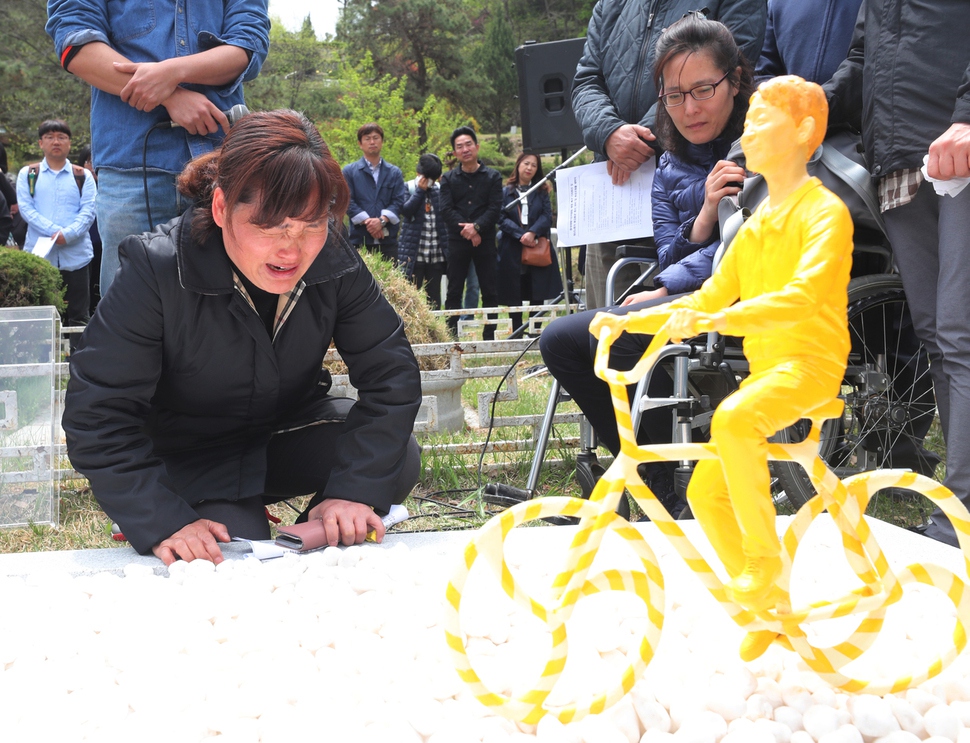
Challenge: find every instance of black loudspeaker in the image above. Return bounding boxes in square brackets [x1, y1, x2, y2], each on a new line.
[515, 38, 587, 153]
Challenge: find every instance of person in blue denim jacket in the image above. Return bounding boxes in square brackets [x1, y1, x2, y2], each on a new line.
[46, 0, 270, 297]
[541, 16, 754, 512]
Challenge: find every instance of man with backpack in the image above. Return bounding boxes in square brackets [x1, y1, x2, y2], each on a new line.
[16, 119, 97, 331]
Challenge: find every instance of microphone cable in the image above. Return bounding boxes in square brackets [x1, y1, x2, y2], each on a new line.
[141, 105, 250, 231]
[142, 121, 172, 230]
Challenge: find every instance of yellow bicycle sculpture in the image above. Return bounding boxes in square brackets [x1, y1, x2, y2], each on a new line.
[444, 323, 970, 726]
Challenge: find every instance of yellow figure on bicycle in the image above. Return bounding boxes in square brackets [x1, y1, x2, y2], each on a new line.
[444, 76, 970, 725]
[657, 76, 852, 618]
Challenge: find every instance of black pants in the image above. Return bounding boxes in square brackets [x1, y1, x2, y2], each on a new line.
[539, 297, 682, 456]
[61, 264, 90, 352]
[194, 397, 422, 539]
[445, 237, 498, 340]
[413, 261, 445, 310]
[61, 264, 91, 328]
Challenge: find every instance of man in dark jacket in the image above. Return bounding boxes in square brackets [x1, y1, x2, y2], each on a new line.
[439, 126, 503, 340]
[824, 0, 970, 547]
[0, 189, 11, 246]
[571, 0, 765, 309]
[342, 123, 408, 263]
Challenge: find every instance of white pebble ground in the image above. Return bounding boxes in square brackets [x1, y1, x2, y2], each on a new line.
[3, 519, 970, 743]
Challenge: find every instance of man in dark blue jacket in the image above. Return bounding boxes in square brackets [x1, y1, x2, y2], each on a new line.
[342, 123, 408, 263]
[755, 0, 861, 84]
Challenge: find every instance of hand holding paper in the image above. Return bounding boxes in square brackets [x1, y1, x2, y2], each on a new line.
[31, 236, 56, 259]
[555, 160, 656, 247]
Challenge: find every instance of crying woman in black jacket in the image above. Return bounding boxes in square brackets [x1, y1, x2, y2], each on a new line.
[64, 110, 422, 565]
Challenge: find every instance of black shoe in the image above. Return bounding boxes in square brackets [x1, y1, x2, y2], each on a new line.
[636, 462, 686, 519]
[922, 515, 960, 547]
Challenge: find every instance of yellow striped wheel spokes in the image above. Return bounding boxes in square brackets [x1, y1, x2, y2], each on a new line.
[443, 496, 665, 724]
[781, 470, 970, 694]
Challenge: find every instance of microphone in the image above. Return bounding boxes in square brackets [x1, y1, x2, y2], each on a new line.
[169, 104, 250, 129]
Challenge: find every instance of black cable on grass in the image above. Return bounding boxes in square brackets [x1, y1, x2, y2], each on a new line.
[474, 337, 540, 490]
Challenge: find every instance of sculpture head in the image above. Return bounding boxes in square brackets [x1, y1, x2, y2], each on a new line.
[741, 76, 828, 175]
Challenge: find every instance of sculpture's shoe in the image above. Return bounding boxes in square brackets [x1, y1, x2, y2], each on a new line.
[739, 629, 794, 662]
[726, 555, 782, 610]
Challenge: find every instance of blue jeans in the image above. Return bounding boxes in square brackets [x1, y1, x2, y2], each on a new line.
[464, 261, 480, 310]
[97, 170, 188, 295]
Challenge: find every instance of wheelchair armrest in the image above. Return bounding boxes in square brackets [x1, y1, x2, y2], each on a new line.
[615, 244, 658, 260]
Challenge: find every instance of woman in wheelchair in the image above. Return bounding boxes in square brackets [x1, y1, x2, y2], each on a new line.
[540, 14, 754, 513]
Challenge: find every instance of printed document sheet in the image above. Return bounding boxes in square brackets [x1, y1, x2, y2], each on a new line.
[556, 161, 655, 247]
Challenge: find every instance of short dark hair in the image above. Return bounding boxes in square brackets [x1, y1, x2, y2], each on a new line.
[38, 120, 71, 139]
[0, 142, 7, 173]
[450, 126, 478, 150]
[652, 15, 754, 160]
[357, 123, 384, 142]
[78, 145, 93, 167]
[416, 153, 442, 181]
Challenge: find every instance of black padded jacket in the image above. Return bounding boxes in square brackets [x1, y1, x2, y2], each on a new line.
[63, 211, 421, 554]
[824, 0, 970, 178]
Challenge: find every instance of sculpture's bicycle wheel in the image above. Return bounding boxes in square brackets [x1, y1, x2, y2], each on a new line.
[779, 469, 970, 693]
[443, 489, 665, 724]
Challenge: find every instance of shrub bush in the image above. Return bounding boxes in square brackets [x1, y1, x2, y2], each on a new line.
[325, 251, 452, 374]
[0, 248, 66, 312]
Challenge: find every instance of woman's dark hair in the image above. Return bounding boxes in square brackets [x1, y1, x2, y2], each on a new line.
[652, 15, 754, 160]
[78, 145, 93, 167]
[416, 153, 442, 181]
[0, 142, 7, 173]
[506, 152, 550, 192]
[178, 110, 350, 241]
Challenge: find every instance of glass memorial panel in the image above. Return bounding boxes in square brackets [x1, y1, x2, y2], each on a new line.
[0, 306, 60, 527]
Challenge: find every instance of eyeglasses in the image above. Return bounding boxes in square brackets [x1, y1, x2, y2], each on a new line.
[659, 70, 731, 108]
[41, 133, 70, 142]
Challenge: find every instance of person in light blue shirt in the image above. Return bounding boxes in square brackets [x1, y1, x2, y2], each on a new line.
[16, 119, 97, 330]
[45, 0, 270, 296]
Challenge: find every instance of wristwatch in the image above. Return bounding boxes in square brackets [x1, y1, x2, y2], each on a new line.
[473, 223, 481, 233]
[379, 216, 389, 226]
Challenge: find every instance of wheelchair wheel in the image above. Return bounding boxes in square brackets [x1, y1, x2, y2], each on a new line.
[775, 274, 941, 517]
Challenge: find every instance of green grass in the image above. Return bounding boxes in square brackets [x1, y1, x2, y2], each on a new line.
[0, 357, 948, 552]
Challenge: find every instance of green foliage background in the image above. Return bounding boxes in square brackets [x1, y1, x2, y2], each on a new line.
[0, 0, 594, 173]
